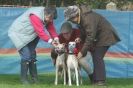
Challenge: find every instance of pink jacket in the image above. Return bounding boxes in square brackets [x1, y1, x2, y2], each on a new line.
[30, 14, 58, 43]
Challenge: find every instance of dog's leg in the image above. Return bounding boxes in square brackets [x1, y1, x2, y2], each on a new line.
[78, 69, 82, 85]
[63, 66, 66, 85]
[68, 67, 72, 86]
[75, 67, 79, 86]
[72, 72, 76, 82]
[55, 67, 58, 85]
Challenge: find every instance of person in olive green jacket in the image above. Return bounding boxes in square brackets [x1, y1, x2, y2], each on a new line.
[64, 4, 120, 86]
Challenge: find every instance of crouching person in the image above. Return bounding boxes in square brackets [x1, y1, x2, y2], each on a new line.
[8, 6, 58, 84]
[51, 22, 93, 83]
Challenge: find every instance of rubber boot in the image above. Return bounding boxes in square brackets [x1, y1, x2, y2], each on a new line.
[29, 60, 38, 84]
[21, 61, 30, 84]
[88, 74, 94, 84]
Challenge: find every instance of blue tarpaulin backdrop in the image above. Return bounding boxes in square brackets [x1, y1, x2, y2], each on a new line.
[0, 7, 133, 78]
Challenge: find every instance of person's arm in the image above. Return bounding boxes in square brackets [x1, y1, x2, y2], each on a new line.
[81, 27, 96, 56]
[74, 29, 83, 56]
[74, 29, 81, 43]
[80, 17, 97, 57]
[29, 14, 53, 43]
[47, 21, 59, 40]
[74, 29, 80, 37]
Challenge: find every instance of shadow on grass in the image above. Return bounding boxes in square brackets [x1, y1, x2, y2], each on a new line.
[0, 73, 91, 86]
[1, 74, 133, 87]
[38, 73, 91, 86]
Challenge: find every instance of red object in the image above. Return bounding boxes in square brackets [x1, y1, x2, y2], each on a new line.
[74, 48, 78, 56]
[29, 14, 58, 42]
[58, 29, 83, 54]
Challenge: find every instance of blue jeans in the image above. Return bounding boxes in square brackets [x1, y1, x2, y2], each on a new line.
[19, 37, 39, 62]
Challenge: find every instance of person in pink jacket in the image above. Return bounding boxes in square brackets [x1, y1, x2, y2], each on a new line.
[8, 6, 58, 84]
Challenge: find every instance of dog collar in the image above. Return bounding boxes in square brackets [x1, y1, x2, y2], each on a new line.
[68, 53, 75, 54]
[58, 53, 65, 56]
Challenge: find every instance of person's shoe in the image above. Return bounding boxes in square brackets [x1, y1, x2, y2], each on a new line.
[31, 78, 39, 84]
[29, 60, 39, 84]
[20, 60, 30, 85]
[93, 81, 107, 87]
[88, 74, 94, 84]
[21, 80, 30, 85]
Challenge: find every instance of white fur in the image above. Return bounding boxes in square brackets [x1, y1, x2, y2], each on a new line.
[54, 44, 67, 85]
[67, 42, 82, 86]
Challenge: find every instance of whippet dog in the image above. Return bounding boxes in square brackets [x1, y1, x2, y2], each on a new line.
[67, 41, 82, 86]
[54, 43, 67, 85]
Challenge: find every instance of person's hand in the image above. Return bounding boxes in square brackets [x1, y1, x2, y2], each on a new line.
[75, 37, 81, 43]
[77, 52, 83, 59]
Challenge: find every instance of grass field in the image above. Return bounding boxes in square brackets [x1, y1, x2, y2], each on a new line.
[0, 73, 133, 88]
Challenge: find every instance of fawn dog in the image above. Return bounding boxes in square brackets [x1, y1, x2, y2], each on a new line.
[54, 43, 67, 85]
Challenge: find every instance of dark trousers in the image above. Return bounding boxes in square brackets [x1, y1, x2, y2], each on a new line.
[91, 46, 109, 82]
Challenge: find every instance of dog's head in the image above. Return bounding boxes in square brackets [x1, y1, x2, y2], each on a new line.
[55, 43, 66, 55]
[68, 41, 76, 53]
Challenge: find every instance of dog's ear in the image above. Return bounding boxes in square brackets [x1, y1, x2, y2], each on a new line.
[52, 38, 60, 47]
[54, 37, 60, 44]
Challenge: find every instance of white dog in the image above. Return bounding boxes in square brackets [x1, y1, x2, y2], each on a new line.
[54, 43, 67, 85]
[67, 41, 82, 86]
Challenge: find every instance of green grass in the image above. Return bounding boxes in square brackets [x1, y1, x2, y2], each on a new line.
[0, 73, 133, 88]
